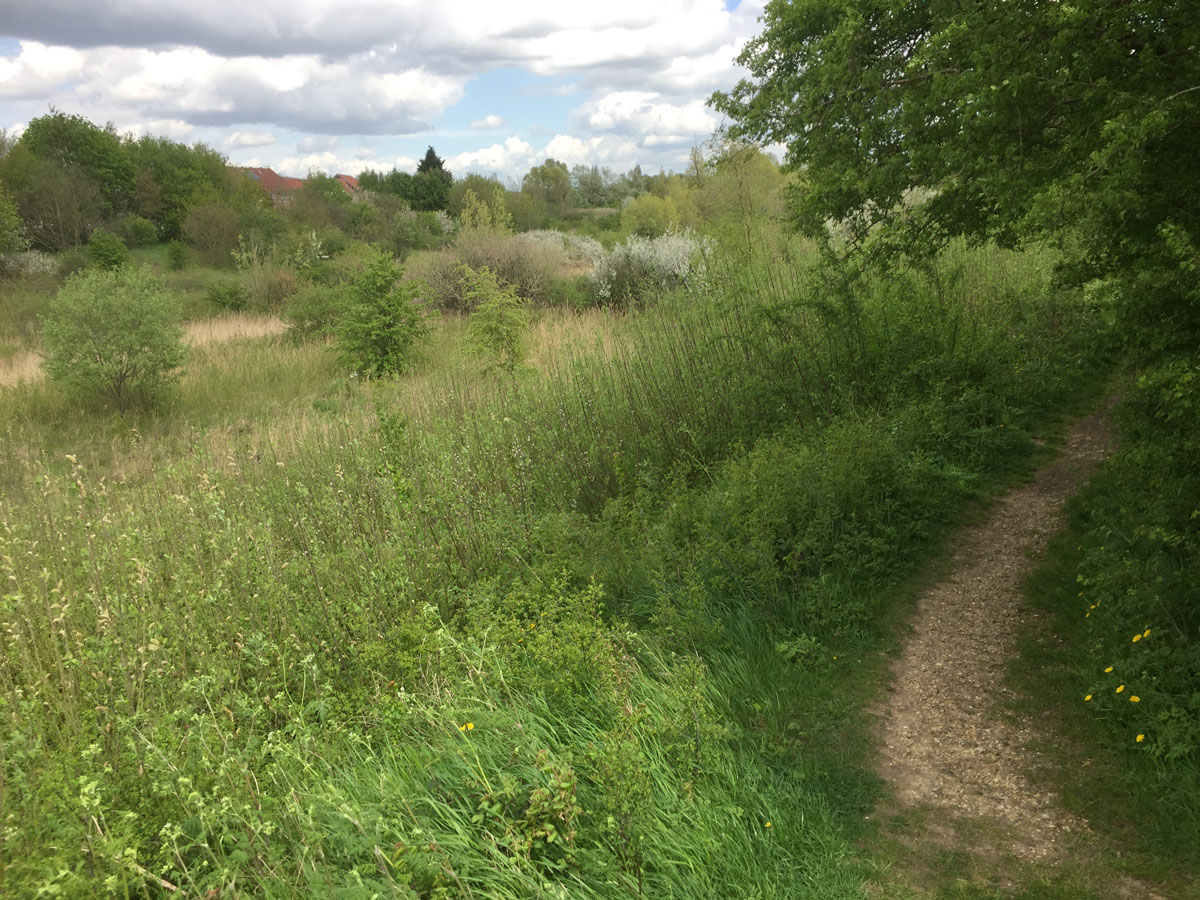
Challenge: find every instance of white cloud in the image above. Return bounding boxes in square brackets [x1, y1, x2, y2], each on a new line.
[448, 136, 536, 175]
[579, 91, 717, 138]
[470, 114, 504, 129]
[541, 133, 640, 168]
[299, 135, 338, 152]
[265, 149, 418, 178]
[226, 130, 277, 149]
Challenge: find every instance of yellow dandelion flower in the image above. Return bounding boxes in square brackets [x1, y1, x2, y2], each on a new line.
[1086, 612, 1091, 618]
[1104, 666, 1114, 673]
[1130, 696, 1140, 703]
[1084, 694, 1093, 701]
[1136, 734, 1145, 743]
[459, 724, 466, 731]
[466, 722, 474, 730]
[1132, 634, 1142, 643]
[1116, 684, 1125, 693]
[764, 821, 772, 828]
[1089, 605, 1096, 610]
[1143, 628, 1151, 638]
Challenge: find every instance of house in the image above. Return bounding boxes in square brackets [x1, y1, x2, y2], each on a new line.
[233, 167, 305, 206]
[334, 174, 361, 197]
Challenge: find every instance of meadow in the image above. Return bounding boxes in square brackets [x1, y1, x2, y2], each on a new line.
[0, 201, 1138, 899]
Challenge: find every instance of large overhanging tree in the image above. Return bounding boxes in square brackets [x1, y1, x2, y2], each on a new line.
[712, 0, 1200, 348]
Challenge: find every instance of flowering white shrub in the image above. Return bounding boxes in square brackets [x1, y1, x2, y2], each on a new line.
[0, 250, 57, 278]
[517, 230, 604, 266]
[590, 230, 708, 307]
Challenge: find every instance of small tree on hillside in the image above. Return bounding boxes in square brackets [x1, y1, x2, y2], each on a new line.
[41, 266, 186, 409]
[334, 253, 430, 376]
[463, 264, 528, 375]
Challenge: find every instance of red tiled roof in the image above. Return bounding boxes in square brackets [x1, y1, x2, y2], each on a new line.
[335, 174, 361, 194]
[238, 167, 305, 194]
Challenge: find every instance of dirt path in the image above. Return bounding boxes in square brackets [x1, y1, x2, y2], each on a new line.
[871, 402, 1159, 887]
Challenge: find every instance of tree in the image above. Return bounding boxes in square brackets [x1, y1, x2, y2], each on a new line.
[413, 146, 453, 211]
[124, 136, 228, 239]
[41, 266, 185, 409]
[0, 178, 27, 253]
[522, 159, 572, 218]
[463, 265, 528, 375]
[20, 110, 135, 216]
[334, 252, 429, 376]
[712, 0, 1200, 344]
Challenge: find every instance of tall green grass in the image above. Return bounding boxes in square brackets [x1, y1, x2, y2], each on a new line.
[0, 237, 1112, 896]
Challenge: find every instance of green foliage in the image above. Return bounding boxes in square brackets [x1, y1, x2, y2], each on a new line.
[182, 201, 240, 267]
[522, 159, 572, 218]
[463, 265, 528, 374]
[204, 277, 249, 311]
[85, 227, 130, 270]
[117, 213, 158, 247]
[0, 178, 27, 253]
[409, 227, 565, 312]
[125, 135, 229, 239]
[622, 192, 677, 237]
[283, 282, 344, 343]
[713, 0, 1200, 331]
[334, 252, 429, 375]
[1, 230, 1132, 897]
[40, 265, 185, 408]
[19, 109, 135, 215]
[165, 240, 188, 270]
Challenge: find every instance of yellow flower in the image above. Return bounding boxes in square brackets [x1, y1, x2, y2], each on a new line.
[1136, 734, 1145, 743]
[1116, 684, 1125, 693]
[1104, 666, 1114, 673]
[459, 724, 466, 731]
[1130, 696, 1140, 703]
[1132, 634, 1142, 643]
[764, 821, 772, 828]
[1143, 628, 1151, 638]
[466, 722, 474, 730]
[1084, 694, 1093, 701]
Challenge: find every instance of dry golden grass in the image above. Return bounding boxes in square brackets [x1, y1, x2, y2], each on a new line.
[184, 314, 285, 345]
[0, 350, 42, 388]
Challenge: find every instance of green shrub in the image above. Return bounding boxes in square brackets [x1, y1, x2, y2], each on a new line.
[41, 265, 185, 408]
[548, 274, 597, 309]
[464, 265, 528, 374]
[205, 278, 249, 311]
[407, 228, 565, 311]
[334, 252, 429, 376]
[118, 214, 158, 247]
[284, 282, 344, 343]
[86, 227, 130, 270]
[166, 240, 188, 270]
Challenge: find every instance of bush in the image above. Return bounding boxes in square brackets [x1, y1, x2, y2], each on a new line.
[591, 231, 707, 308]
[284, 282, 344, 343]
[118, 214, 158, 247]
[41, 265, 185, 408]
[463, 265, 528, 374]
[205, 278, 249, 311]
[334, 252, 429, 376]
[86, 227, 130, 270]
[166, 240, 189, 270]
[408, 229, 566, 312]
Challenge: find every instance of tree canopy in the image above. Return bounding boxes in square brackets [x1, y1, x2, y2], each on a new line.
[712, 0, 1200, 344]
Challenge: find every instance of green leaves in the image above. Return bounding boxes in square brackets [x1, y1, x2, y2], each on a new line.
[333, 252, 430, 376]
[41, 265, 185, 409]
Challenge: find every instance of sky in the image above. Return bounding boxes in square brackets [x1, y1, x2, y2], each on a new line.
[0, 0, 768, 182]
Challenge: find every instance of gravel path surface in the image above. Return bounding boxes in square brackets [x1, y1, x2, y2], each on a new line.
[874, 405, 1120, 866]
